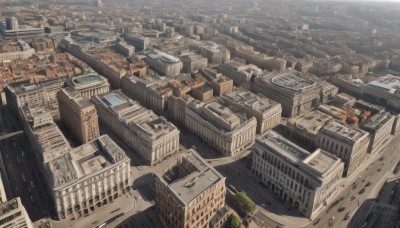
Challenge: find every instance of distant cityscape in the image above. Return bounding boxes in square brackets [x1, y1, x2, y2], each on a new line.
[0, 0, 399, 228]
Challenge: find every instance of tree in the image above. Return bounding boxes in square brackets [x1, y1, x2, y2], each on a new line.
[235, 191, 256, 215]
[227, 214, 241, 228]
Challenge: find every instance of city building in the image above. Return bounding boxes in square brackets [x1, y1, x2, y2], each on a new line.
[234, 45, 286, 71]
[65, 73, 110, 100]
[0, 19, 44, 40]
[219, 88, 282, 134]
[124, 34, 150, 51]
[0, 198, 33, 228]
[0, 40, 36, 61]
[20, 105, 71, 164]
[199, 43, 230, 64]
[121, 75, 173, 114]
[253, 71, 321, 117]
[146, 50, 183, 77]
[218, 61, 263, 88]
[316, 122, 370, 177]
[44, 135, 131, 220]
[154, 151, 226, 228]
[91, 90, 180, 165]
[180, 54, 208, 73]
[252, 130, 344, 219]
[362, 74, 400, 110]
[361, 112, 394, 154]
[5, 17, 19, 30]
[286, 110, 333, 148]
[168, 74, 205, 97]
[192, 84, 214, 102]
[184, 99, 257, 156]
[57, 88, 100, 145]
[199, 68, 233, 96]
[114, 41, 135, 57]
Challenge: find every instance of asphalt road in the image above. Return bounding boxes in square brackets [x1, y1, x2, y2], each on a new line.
[0, 106, 54, 221]
[311, 140, 400, 228]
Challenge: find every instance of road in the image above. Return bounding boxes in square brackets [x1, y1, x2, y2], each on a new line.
[0, 106, 54, 221]
[311, 138, 400, 228]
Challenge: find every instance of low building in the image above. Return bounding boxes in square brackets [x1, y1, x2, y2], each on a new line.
[316, 122, 370, 177]
[44, 135, 131, 220]
[65, 73, 110, 100]
[91, 90, 180, 165]
[146, 50, 182, 77]
[219, 88, 282, 134]
[57, 88, 100, 145]
[218, 61, 262, 87]
[0, 198, 33, 228]
[185, 100, 257, 156]
[0, 40, 36, 61]
[124, 34, 150, 51]
[286, 110, 333, 148]
[154, 151, 226, 228]
[361, 112, 394, 154]
[252, 130, 344, 219]
[192, 84, 213, 102]
[362, 75, 400, 110]
[253, 71, 321, 117]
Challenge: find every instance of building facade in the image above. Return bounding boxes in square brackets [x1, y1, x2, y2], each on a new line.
[181, 54, 208, 73]
[0, 198, 33, 228]
[155, 151, 226, 228]
[91, 90, 180, 165]
[316, 122, 370, 177]
[44, 135, 131, 220]
[252, 130, 344, 219]
[57, 88, 100, 144]
[361, 112, 394, 154]
[146, 51, 183, 77]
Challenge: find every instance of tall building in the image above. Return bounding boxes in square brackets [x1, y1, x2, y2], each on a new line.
[65, 73, 110, 100]
[44, 135, 131, 220]
[155, 151, 226, 228]
[219, 61, 262, 87]
[5, 17, 19, 31]
[91, 90, 180, 165]
[253, 71, 321, 117]
[180, 54, 208, 73]
[146, 51, 183, 77]
[199, 68, 233, 96]
[0, 198, 33, 228]
[218, 88, 282, 134]
[316, 122, 370, 177]
[57, 88, 100, 144]
[361, 112, 394, 154]
[124, 34, 150, 51]
[252, 130, 344, 219]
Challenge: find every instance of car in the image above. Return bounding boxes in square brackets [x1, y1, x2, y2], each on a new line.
[266, 201, 271, 205]
[339, 197, 344, 201]
[338, 207, 345, 212]
[359, 188, 366, 194]
[351, 196, 356, 201]
[378, 168, 381, 172]
[313, 218, 320, 225]
[379, 156, 384, 161]
[365, 181, 372, 187]
[261, 204, 266, 207]
[30, 181, 34, 188]
[344, 213, 350, 220]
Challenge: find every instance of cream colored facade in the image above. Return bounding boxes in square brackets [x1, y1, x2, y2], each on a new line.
[91, 90, 180, 165]
[65, 73, 110, 100]
[0, 198, 33, 228]
[185, 100, 257, 156]
[57, 88, 100, 144]
[44, 135, 131, 220]
[219, 88, 282, 134]
[252, 130, 344, 219]
[316, 122, 370, 177]
[155, 151, 226, 228]
[361, 112, 394, 154]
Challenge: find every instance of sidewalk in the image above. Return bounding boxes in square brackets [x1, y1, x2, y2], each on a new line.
[51, 193, 136, 228]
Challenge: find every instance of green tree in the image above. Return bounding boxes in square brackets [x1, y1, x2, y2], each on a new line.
[235, 191, 256, 215]
[228, 214, 241, 228]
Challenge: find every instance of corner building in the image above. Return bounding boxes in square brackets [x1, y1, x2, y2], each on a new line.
[252, 130, 344, 219]
[155, 151, 226, 228]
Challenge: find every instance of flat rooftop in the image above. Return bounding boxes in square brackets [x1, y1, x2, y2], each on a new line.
[363, 112, 393, 131]
[59, 88, 93, 109]
[161, 152, 224, 206]
[287, 110, 333, 135]
[364, 75, 400, 94]
[302, 149, 341, 177]
[67, 72, 109, 90]
[47, 135, 129, 189]
[256, 130, 310, 164]
[319, 122, 369, 145]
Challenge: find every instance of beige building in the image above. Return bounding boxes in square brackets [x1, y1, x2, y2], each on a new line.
[185, 100, 257, 156]
[199, 68, 233, 96]
[252, 130, 344, 219]
[316, 122, 370, 177]
[146, 50, 183, 77]
[155, 151, 226, 228]
[91, 90, 180, 165]
[121, 75, 173, 115]
[181, 53, 208, 73]
[57, 88, 100, 144]
[218, 61, 263, 87]
[0, 197, 33, 228]
[286, 110, 333, 148]
[44, 135, 131, 220]
[253, 71, 321, 117]
[234, 45, 286, 71]
[65, 73, 110, 100]
[361, 112, 394, 154]
[219, 88, 282, 134]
